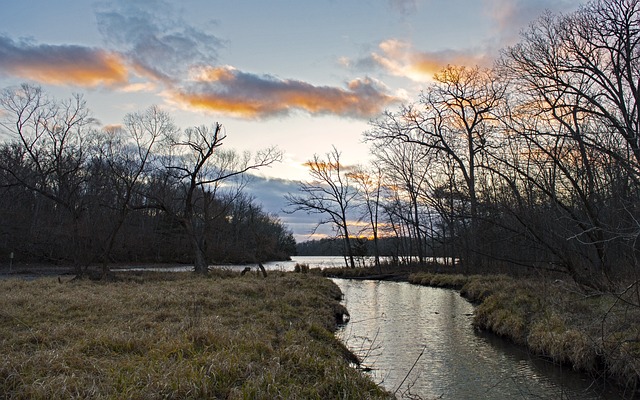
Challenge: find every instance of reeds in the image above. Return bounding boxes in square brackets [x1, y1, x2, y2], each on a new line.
[0, 272, 392, 399]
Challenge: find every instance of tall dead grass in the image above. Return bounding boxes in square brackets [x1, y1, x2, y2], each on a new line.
[0, 272, 392, 399]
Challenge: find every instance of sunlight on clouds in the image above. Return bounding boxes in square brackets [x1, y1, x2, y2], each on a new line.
[173, 90, 265, 118]
[95, 0, 222, 84]
[172, 67, 399, 119]
[0, 36, 129, 87]
[338, 56, 352, 68]
[102, 124, 124, 131]
[190, 65, 237, 82]
[482, 0, 584, 43]
[371, 39, 490, 82]
[119, 82, 157, 93]
[485, 0, 517, 30]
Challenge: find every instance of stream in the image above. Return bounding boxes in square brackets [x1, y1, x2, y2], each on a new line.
[332, 278, 623, 400]
[10, 255, 626, 398]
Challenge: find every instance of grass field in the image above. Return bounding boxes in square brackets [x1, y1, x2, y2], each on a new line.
[0, 271, 392, 399]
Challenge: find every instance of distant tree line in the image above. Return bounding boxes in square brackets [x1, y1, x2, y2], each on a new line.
[296, 236, 448, 260]
[0, 86, 294, 275]
[289, 0, 640, 291]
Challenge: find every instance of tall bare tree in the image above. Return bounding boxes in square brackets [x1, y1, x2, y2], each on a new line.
[368, 136, 434, 264]
[154, 123, 282, 274]
[91, 106, 174, 274]
[286, 147, 359, 268]
[495, 0, 640, 288]
[366, 65, 504, 268]
[350, 165, 385, 268]
[0, 84, 96, 272]
[502, 0, 640, 170]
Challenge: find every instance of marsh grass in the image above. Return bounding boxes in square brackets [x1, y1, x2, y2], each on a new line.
[408, 272, 471, 289]
[0, 272, 392, 399]
[410, 272, 640, 395]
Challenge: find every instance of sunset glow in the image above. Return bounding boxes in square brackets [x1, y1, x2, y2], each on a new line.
[0, 37, 129, 87]
[174, 72, 398, 119]
[0, 0, 588, 240]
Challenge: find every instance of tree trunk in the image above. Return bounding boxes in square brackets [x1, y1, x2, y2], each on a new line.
[189, 227, 208, 274]
[343, 234, 356, 268]
[257, 262, 268, 278]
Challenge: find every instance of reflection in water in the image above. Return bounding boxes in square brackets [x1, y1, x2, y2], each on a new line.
[333, 279, 622, 400]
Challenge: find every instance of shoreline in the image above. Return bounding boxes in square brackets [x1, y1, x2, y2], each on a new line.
[5, 262, 638, 397]
[325, 266, 639, 398]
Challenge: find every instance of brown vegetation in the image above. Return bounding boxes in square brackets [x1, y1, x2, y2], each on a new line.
[0, 272, 391, 399]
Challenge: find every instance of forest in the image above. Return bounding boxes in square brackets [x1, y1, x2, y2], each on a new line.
[288, 0, 640, 291]
[0, 93, 295, 275]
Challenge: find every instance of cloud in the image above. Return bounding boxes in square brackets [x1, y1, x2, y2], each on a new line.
[242, 175, 324, 240]
[244, 175, 299, 215]
[360, 39, 491, 82]
[483, 0, 584, 44]
[95, 0, 223, 84]
[0, 35, 129, 87]
[243, 174, 368, 241]
[171, 66, 399, 119]
[95, 0, 396, 120]
[1, 0, 403, 121]
[352, 1, 585, 83]
[388, 0, 418, 14]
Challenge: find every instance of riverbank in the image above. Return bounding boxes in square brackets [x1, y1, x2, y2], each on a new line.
[322, 265, 639, 397]
[0, 271, 392, 399]
[409, 272, 640, 397]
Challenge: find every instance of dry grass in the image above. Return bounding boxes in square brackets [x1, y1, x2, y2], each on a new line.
[413, 273, 640, 395]
[0, 272, 392, 399]
[408, 272, 471, 289]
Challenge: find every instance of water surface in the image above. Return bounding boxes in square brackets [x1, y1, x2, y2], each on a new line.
[333, 279, 622, 400]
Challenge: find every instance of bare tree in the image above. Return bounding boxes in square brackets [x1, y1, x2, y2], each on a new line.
[368, 136, 434, 264]
[501, 0, 640, 170]
[350, 165, 384, 268]
[366, 65, 504, 268]
[91, 106, 174, 275]
[0, 84, 96, 272]
[286, 147, 359, 268]
[495, 0, 640, 289]
[154, 123, 282, 274]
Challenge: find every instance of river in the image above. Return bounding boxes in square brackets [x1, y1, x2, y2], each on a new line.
[35, 256, 627, 398]
[332, 279, 623, 400]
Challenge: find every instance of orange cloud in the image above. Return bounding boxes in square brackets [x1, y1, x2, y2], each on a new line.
[370, 39, 491, 82]
[0, 36, 129, 87]
[173, 66, 399, 119]
[173, 91, 264, 118]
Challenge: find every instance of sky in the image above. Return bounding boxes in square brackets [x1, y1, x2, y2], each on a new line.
[0, 0, 586, 242]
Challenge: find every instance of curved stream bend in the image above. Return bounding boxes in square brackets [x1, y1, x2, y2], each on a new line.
[333, 279, 621, 400]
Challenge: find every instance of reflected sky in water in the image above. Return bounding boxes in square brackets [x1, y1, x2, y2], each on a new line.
[333, 279, 622, 400]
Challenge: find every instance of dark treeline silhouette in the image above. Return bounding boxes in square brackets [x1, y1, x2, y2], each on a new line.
[289, 0, 640, 291]
[297, 237, 449, 261]
[0, 86, 293, 275]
